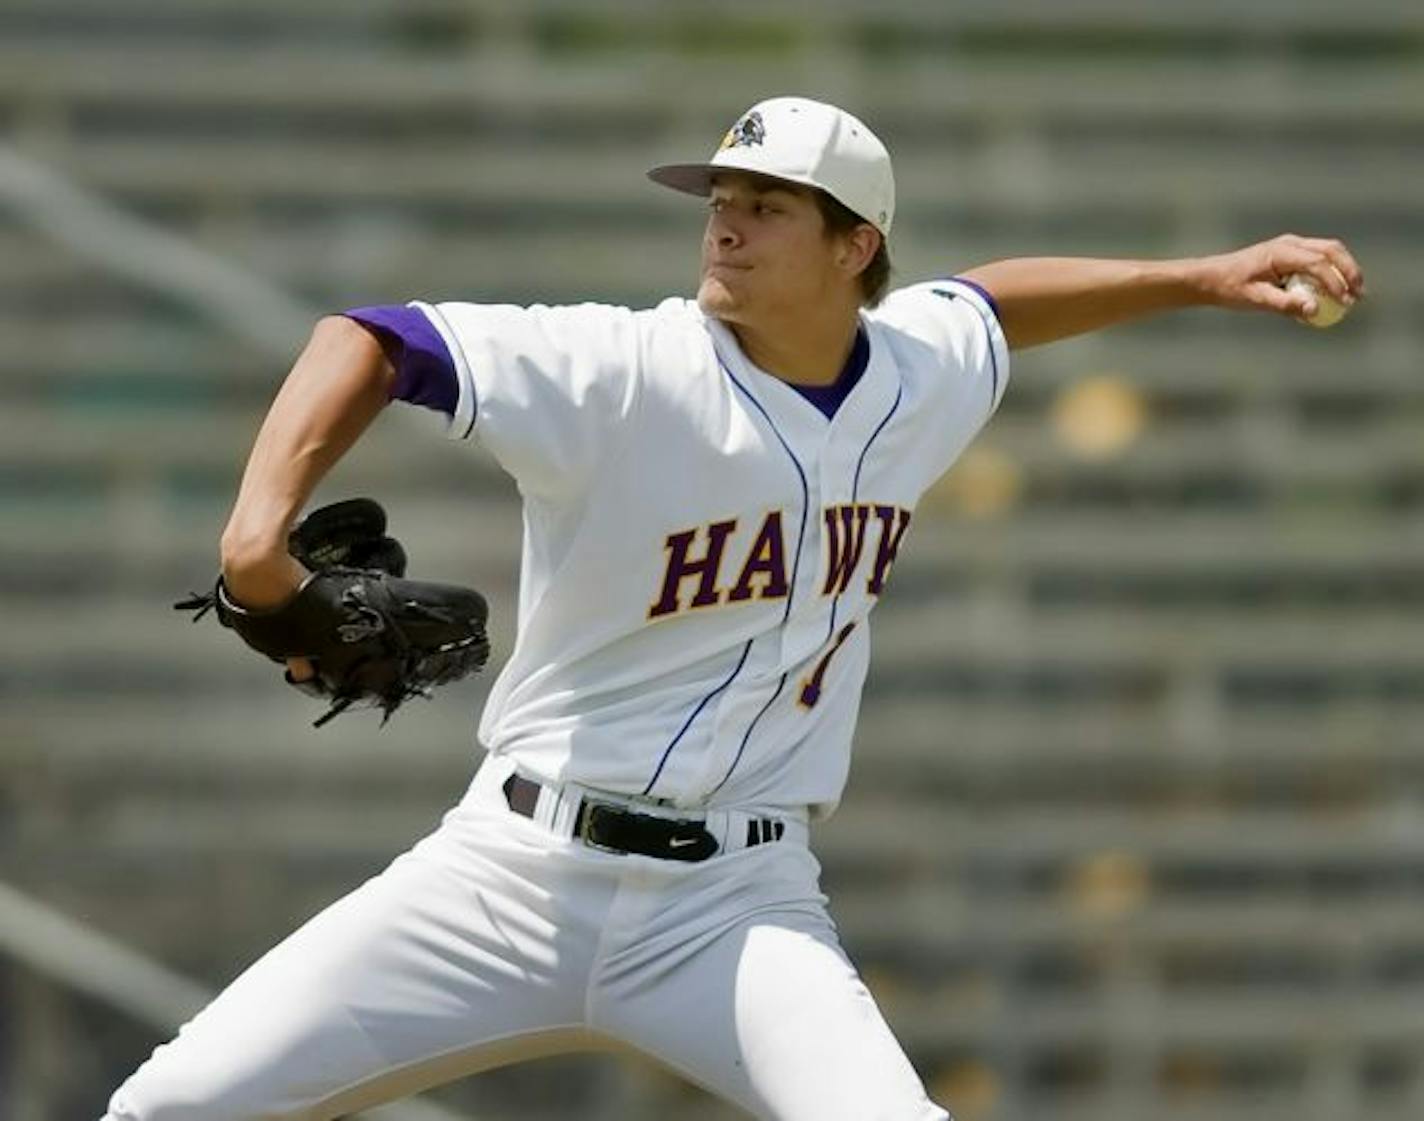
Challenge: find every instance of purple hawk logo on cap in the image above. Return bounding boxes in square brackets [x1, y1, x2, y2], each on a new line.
[719, 110, 766, 151]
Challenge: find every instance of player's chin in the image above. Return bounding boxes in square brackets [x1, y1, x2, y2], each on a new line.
[697, 277, 742, 318]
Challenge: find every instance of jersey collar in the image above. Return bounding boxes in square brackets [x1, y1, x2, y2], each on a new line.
[703, 310, 900, 452]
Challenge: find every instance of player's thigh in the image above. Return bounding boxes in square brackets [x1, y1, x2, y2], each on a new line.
[106, 818, 603, 1121]
[607, 866, 948, 1120]
[726, 916, 948, 1121]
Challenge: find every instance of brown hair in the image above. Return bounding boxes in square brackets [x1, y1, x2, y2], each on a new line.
[813, 190, 893, 307]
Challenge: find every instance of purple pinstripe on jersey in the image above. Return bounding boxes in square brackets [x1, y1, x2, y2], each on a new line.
[931, 280, 1005, 405]
[343, 304, 459, 417]
[825, 380, 904, 640]
[678, 352, 814, 800]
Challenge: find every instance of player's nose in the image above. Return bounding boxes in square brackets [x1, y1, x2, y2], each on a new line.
[706, 211, 744, 251]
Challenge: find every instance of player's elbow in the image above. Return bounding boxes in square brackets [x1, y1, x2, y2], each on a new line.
[310, 314, 396, 397]
[219, 522, 278, 572]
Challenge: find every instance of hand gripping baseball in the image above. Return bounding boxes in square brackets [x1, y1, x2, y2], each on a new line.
[1197, 233, 1365, 322]
[176, 498, 490, 727]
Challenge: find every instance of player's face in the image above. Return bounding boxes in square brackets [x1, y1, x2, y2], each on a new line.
[697, 173, 849, 325]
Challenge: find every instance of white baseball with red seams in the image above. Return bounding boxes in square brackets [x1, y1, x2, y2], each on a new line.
[103, 98, 1008, 1121]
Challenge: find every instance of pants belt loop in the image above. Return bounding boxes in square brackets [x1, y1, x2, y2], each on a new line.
[550, 784, 581, 836]
[536, 780, 559, 831]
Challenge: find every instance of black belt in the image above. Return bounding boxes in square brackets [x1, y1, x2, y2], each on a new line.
[502, 773, 785, 863]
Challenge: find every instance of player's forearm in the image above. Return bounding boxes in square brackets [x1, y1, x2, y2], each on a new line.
[221, 315, 394, 605]
[959, 256, 1212, 350]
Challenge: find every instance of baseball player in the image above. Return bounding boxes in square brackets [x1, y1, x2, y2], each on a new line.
[104, 97, 1363, 1120]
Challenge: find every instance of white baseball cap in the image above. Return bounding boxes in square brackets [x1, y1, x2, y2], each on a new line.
[648, 96, 895, 236]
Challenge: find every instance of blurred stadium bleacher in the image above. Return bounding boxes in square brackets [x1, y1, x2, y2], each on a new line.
[1, 2, 1422, 1119]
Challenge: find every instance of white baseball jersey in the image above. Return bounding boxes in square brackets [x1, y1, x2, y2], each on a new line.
[411, 278, 1008, 818]
[105, 279, 1007, 1121]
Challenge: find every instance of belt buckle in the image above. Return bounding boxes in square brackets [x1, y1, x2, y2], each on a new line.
[576, 798, 627, 855]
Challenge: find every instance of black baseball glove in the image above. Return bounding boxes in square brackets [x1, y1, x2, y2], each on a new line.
[176, 498, 490, 727]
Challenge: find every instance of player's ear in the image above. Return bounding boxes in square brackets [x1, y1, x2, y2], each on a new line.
[838, 225, 881, 278]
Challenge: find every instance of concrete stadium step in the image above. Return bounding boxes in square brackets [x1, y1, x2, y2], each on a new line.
[854, 699, 1424, 762]
[0, 0, 1420, 35]
[0, 36, 1420, 122]
[883, 985, 1424, 1056]
[1037, 1105, 1421, 1121]
[903, 513, 1424, 572]
[847, 728, 1424, 803]
[870, 600, 1421, 667]
[886, 562, 1420, 619]
[980, 417, 1422, 479]
[3, 698, 489, 793]
[23, 134, 1424, 223]
[0, 225, 711, 306]
[814, 801, 1424, 871]
[832, 893, 1424, 951]
[0, 402, 512, 488]
[859, 660, 1420, 721]
[40, 798, 466, 862]
[0, 314, 274, 384]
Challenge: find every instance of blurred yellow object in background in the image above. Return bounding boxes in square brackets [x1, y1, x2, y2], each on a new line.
[1052, 374, 1148, 461]
[931, 1057, 1001, 1121]
[925, 445, 1024, 519]
[1067, 849, 1152, 921]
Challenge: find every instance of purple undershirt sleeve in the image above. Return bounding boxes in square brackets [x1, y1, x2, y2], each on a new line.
[342, 304, 459, 418]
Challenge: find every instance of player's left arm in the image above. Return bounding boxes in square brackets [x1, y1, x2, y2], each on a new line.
[959, 233, 1365, 351]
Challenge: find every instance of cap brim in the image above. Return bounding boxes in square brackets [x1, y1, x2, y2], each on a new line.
[646, 163, 718, 197]
[647, 161, 824, 199]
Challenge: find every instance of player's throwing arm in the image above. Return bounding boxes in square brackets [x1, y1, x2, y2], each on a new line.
[958, 233, 1363, 350]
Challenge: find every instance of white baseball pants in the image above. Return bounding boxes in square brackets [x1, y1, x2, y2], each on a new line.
[103, 753, 949, 1121]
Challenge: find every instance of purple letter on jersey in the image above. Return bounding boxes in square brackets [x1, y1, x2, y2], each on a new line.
[343, 304, 458, 417]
